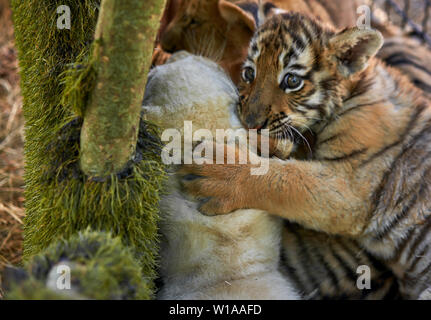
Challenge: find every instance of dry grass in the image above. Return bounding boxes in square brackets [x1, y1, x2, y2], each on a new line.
[0, 0, 24, 282]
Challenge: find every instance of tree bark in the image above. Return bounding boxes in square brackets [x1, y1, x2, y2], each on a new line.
[80, 0, 166, 177]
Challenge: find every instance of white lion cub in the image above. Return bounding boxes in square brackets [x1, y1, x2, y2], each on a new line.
[143, 52, 300, 300]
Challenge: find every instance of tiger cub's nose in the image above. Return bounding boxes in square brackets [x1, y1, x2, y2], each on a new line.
[245, 114, 267, 130]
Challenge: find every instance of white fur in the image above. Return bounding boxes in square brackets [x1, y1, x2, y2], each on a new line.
[143, 53, 241, 133]
[419, 287, 431, 300]
[143, 52, 300, 300]
[157, 183, 299, 300]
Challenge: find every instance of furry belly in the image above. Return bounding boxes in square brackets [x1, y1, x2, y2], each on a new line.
[157, 182, 300, 300]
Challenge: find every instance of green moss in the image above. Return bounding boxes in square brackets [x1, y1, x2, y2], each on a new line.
[23, 117, 166, 286]
[79, 0, 166, 177]
[5, 230, 151, 300]
[60, 49, 97, 118]
[5, 279, 73, 300]
[11, 0, 167, 298]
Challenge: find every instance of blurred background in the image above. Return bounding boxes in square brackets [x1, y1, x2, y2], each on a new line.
[0, 0, 24, 280]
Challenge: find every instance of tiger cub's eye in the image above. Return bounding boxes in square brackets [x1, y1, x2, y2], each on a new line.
[281, 73, 304, 91]
[242, 67, 255, 83]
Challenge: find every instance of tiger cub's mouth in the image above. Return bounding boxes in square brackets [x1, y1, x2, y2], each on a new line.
[256, 118, 269, 132]
[267, 121, 314, 160]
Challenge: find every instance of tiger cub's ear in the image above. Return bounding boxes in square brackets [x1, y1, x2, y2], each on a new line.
[218, 0, 256, 32]
[328, 28, 383, 77]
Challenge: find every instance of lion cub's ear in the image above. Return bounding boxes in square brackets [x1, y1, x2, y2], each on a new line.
[218, 0, 256, 32]
[328, 28, 383, 77]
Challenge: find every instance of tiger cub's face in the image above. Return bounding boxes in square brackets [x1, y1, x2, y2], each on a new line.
[238, 13, 383, 151]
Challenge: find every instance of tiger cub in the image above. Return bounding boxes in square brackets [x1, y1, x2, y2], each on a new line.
[143, 52, 300, 300]
[150, 58, 399, 300]
[179, 13, 431, 299]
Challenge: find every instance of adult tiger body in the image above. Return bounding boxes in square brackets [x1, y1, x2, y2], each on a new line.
[179, 12, 431, 299]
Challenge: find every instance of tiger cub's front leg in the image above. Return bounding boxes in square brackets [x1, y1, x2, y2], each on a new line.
[179, 154, 368, 237]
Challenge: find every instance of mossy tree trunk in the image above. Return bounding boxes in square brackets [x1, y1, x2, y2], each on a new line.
[11, 0, 167, 298]
[81, 0, 165, 177]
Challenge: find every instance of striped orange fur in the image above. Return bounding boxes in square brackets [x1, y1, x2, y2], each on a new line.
[179, 12, 431, 299]
[378, 36, 431, 99]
